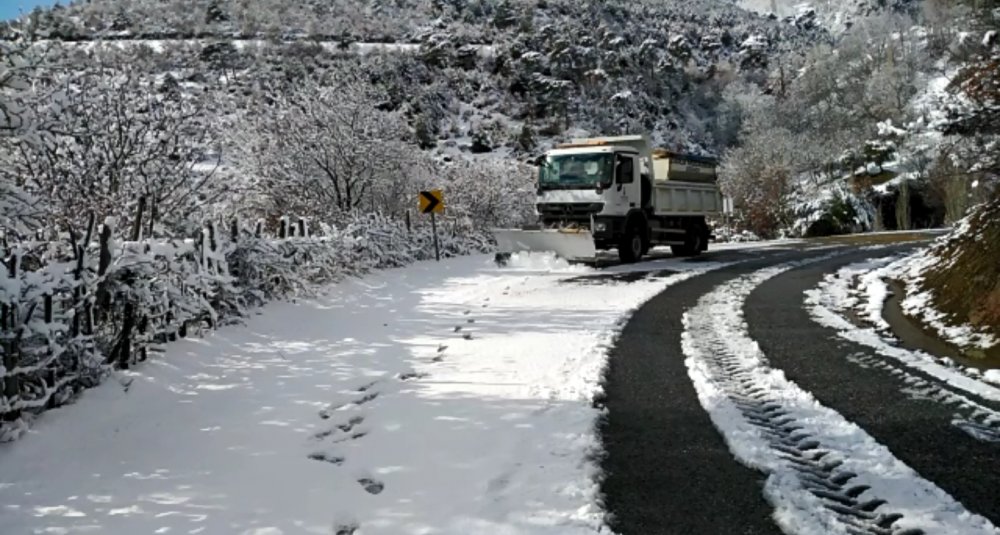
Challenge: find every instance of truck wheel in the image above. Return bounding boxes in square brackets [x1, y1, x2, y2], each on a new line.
[671, 226, 704, 257]
[686, 228, 703, 257]
[618, 226, 644, 263]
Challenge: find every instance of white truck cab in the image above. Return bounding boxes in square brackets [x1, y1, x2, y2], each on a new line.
[494, 135, 723, 263]
[537, 143, 642, 220]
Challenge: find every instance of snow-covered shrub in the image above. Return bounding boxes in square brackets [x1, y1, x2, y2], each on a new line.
[0, 211, 493, 441]
[796, 187, 873, 237]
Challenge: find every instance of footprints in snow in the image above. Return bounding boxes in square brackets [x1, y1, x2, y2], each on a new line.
[309, 369, 429, 509]
[435, 302, 488, 362]
[319, 390, 380, 420]
[398, 371, 429, 381]
[313, 287, 509, 532]
[308, 381, 387, 535]
[357, 477, 385, 495]
[311, 379, 378, 466]
[307, 452, 345, 465]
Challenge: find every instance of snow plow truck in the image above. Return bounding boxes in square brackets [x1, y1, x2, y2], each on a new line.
[492, 134, 724, 264]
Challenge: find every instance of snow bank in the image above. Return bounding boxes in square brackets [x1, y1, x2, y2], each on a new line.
[894, 209, 1000, 351]
[806, 260, 1000, 395]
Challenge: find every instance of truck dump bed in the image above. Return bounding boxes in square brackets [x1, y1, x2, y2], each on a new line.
[652, 181, 724, 216]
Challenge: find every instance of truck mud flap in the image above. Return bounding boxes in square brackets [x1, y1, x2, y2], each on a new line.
[491, 228, 597, 262]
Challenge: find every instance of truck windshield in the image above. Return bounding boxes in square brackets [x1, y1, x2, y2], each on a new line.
[539, 153, 613, 189]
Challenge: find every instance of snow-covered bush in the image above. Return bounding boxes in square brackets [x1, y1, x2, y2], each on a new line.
[1, 58, 221, 239]
[790, 182, 874, 237]
[0, 212, 492, 441]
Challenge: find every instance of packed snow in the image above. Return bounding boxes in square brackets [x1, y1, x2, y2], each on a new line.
[0, 252, 728, 535]
[682, 257, 999, 535]
[806, 259, 1000, 395]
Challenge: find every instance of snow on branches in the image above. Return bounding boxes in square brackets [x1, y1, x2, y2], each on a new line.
[229, 71, 423, 222]
[1, 59, 223, 240]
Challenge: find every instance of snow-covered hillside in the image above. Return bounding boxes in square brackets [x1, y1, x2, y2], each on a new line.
[738, 0, 918, 31]
[8, 0, 831, 154]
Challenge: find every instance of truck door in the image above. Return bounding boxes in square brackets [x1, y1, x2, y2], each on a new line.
[612, 153, 640, 214]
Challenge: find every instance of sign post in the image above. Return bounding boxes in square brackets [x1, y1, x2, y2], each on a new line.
[418, 190, 445, 261]
[430, 211, 440, 262]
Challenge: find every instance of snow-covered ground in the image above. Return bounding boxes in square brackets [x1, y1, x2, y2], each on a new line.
[806, 257, 1000, 443]
[0, 252, 730, 535]
[806, 257, 1000, 391]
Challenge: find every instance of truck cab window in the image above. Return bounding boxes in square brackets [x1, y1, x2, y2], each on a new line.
[616, 155, 634, 184]
[539, 153, 614, 190]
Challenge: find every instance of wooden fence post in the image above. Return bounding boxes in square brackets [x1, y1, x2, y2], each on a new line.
[2, 252, 21, 423]
[96, 220, 113, 319]
[82, 218, 96, 339]
[147, 198, 158, 238]
[43, 293, 56, 407]
[131, 196, 146, 241]
[207, 224, 217, 274]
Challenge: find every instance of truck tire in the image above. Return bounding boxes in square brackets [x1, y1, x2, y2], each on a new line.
[618, 226, 644, 263]
[671, 225, 705, 257]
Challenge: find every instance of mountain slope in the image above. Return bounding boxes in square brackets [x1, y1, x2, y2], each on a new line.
[9, 0, 832, 155]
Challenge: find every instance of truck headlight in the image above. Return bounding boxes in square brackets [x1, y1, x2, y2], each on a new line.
[593, 222, 607, 232]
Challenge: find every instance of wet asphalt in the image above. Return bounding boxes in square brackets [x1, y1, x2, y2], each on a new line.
[598, 247, 810, 535]
[598, 241, 999, 534]
[745, 247, 1000, 528]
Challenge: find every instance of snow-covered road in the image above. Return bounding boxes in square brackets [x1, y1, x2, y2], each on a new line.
[0, 252, 723, 535]
[8, 235, 991, 535]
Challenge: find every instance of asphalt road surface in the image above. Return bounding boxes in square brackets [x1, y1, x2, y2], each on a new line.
[599, 240, 1000, 535]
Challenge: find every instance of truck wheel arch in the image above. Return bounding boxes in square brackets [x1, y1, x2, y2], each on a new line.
[624, 210, 648, 234]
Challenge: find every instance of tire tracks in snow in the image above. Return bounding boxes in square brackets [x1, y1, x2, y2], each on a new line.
[805, 259, 1000, 444]
[682, 255, 999, 535]
[600, 250, 802, 535]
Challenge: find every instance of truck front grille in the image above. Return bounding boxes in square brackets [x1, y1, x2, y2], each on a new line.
[536, 203, 604, 217]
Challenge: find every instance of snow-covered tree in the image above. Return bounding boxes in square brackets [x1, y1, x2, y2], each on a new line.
[1, 64, 223, 239]
[230, 70, 426, 223]
[719, 116, 801, 238]
[0, 40, 64, 237]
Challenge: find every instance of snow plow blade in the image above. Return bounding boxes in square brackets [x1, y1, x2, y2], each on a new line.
[491, 228, 597, 264]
